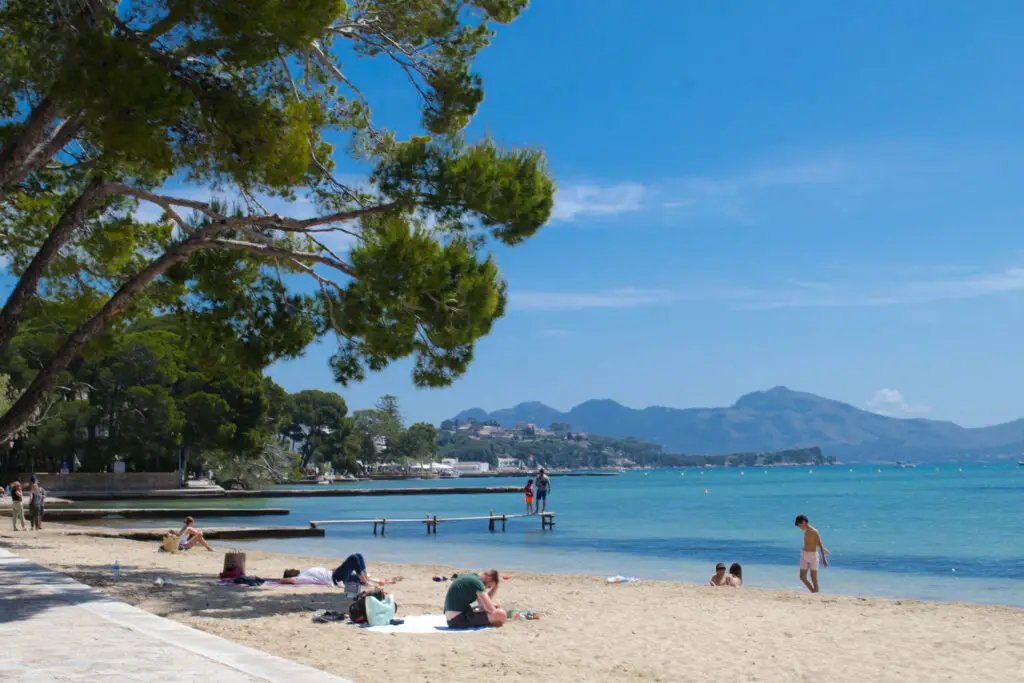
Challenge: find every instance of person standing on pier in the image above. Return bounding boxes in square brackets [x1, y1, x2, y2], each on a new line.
[534, 469, 551, 514]
[524, 479, 534, 515]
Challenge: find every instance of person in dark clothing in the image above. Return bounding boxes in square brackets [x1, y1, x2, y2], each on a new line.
[331, 553, 379, 596]
[443, 570, 506, 629]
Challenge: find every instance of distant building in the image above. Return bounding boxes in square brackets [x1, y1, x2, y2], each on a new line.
[452, 461, 490, 473]
[515, 422, 536, 430]
[497, 457, 525, 470]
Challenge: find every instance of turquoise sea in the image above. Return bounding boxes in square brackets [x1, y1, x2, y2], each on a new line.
[87, 463, 1024, 608]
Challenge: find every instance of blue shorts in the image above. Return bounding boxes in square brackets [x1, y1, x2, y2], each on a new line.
[536, 490, 547, 500]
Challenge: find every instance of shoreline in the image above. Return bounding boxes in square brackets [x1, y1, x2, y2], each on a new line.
[2, 525, 1021, 683]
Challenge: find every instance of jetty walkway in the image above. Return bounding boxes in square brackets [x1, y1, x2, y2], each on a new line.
[52, 485, 522, 501]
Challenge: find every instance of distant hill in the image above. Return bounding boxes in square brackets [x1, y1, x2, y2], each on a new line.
[452, 387, 1024, 462]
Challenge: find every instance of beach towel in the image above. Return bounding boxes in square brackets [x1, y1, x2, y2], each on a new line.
[606, 573, 638, 585]
[362, 614, 490, 634]
[217, 578, 308, 588]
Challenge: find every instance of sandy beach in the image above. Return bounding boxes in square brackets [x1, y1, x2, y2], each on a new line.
[2, 525, 1021, 683]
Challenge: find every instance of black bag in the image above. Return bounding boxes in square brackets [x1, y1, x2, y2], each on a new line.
[347, 588, 395, 624]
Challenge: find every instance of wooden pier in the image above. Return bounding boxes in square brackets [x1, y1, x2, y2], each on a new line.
[63, 525, 324, 541]
[2, 507, 291, 521]
[310, 510, 556, 536]
[57, 486, 522, 501]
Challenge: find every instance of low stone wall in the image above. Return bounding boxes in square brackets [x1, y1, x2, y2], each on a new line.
[18, 472, 181, 492]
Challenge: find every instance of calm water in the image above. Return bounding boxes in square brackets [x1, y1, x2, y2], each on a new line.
[84, 464, 1024, 607]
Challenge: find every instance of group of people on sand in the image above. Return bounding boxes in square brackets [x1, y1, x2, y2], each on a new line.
[707, 514, 830, 593]
[709, 562, 743, 587]
[276, 551, 502, 630]
[5, 478, 46, 531]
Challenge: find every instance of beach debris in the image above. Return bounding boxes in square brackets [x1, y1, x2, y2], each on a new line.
[113, 560, 120, 581]
[153, 576, 174, 586]
[606, 576, 640, 584]
[432, 576, 449, 582]
[508, 608, 540, 620]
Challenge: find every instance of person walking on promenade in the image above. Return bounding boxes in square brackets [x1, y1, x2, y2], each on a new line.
[9, 481, 26, 531]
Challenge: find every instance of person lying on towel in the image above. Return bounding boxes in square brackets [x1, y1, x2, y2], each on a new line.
[281, 553, 380, 594]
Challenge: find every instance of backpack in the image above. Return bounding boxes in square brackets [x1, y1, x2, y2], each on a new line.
[348, 589, 397, 624]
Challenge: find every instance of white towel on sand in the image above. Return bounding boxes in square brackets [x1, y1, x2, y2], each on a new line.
[363, 614, 489, 634]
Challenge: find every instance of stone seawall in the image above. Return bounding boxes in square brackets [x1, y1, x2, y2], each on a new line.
[19, 472, 181, 492]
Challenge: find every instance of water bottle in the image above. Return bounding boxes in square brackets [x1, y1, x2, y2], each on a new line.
[113, 560, 120, 581]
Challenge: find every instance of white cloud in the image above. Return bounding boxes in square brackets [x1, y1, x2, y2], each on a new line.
[550, 183, 647, 222]
[866, 389, 930, 417]
[733, 265, 1024, 310]
[508, 287, 675, 311]
[550, 157, 850, 225]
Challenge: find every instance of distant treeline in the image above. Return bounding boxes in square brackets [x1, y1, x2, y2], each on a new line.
[438, 423, 831, 469]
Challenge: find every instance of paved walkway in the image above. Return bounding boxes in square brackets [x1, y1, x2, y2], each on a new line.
[0, 548, 352, 683]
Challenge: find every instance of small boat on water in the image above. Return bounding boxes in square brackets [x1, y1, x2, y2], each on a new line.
[894, 461, 917, 468]
[1018, 460, 1024, 467]
[439, 469, 460, 479]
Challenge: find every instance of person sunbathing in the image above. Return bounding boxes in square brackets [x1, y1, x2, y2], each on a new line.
[280, 566, 335, 586]
[725, 563, 743, 587]
[177, 516, 214, 551]
[281, 554, 385, 594]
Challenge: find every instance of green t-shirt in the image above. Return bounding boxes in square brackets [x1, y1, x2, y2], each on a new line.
[443, 573, 486, 613]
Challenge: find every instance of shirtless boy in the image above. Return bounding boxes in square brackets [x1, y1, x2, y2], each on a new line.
[794, 514, 829, 593]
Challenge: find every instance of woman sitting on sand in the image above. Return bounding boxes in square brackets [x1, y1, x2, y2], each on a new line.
[177, 516, 214, 551]
[725, 563, 743, 587]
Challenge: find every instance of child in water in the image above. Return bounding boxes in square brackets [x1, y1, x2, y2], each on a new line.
[524, 479, 534, 515]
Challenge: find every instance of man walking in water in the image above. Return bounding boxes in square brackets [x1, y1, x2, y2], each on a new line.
[795, 514, 829, 593]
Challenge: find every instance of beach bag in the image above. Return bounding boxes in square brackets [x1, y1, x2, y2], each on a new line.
[348, 589, 395, 624]
[365, 594, 396, 627]
[162, 533, 180, 553]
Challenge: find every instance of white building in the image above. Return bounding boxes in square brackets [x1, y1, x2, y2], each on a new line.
[497, 457, 525, 471]
[452, 461, 490, 473]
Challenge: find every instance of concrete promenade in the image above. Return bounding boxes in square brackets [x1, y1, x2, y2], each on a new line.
[0, 548, 352, 683]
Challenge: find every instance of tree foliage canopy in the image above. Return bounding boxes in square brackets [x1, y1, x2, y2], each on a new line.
[0, 0, 554, 444]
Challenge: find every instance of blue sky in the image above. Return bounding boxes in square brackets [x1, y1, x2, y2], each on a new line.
[12, 1, 1024, 428]
[279, 0, 1024, 428]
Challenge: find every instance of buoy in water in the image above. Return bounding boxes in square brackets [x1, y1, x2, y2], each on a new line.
[704, 488, 709, 495]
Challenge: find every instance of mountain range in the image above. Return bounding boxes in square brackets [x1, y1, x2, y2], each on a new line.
[452, 387, 1024, 462]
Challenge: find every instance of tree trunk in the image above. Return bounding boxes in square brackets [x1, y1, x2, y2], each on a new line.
[0, 97, 64, 200]
[0, 239, 206, 444]
[0, 176, 110, 356]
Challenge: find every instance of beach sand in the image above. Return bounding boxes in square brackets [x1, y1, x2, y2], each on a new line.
[2, 526, 1021, 683]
